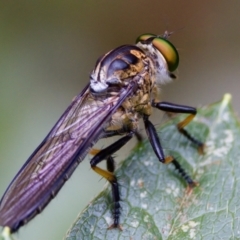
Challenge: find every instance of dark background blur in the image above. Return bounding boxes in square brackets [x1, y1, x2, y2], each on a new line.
[0, 1, 240, 240]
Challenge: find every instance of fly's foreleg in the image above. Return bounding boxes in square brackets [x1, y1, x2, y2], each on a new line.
[143, 115, 197, 189]
[152, 101, 204, 154]
[90, 132, 134, 229]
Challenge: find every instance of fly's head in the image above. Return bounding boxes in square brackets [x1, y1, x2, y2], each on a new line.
[136, 33, 179, 86]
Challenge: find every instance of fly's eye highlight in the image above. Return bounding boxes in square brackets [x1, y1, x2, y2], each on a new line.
[152, 37, 179, 72]
[135, 33, 156, 43]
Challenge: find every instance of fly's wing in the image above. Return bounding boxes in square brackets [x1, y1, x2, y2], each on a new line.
[0, 82, 136, 232]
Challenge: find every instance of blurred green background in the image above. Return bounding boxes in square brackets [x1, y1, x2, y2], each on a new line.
[0, 1, 240, 240]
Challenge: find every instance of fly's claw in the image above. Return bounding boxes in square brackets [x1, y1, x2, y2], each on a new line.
[197, 143, 205, 155]
[108, 224, 123, 231]
[186, 181, 199, 195]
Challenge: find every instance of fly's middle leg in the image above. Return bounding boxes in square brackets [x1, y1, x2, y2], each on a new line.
[143, 116, 174, 164]
[90, 132, 134, 229]
[143, 115, 197, 190]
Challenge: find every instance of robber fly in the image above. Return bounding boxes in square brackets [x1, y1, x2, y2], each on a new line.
[0, 32, 203, 234]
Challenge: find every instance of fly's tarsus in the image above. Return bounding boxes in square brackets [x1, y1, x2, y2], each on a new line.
[171, 159, 197, 188]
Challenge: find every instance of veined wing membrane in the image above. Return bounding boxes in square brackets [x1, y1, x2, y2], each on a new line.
[0, 82, 136, 231]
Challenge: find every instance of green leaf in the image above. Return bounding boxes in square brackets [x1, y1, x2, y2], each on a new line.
[0, 227, 14, 240]
[65, 94, 240, 240]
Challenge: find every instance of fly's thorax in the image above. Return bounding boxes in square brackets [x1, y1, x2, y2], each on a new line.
[136, 41, 175, 87]
[122, 90, 152, 116]
[90, 45, 151, 94]
[90, 44, 156, 134]
[106, 81, 153, 134]
[106, 107, 140, 133]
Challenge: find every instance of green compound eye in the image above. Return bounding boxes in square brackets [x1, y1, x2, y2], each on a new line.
[135, 33, 156, 43]
[136, 33, 179, 72]
[152, 37, 179, 72]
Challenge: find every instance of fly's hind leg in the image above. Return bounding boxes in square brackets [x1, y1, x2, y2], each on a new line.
[152, 101, 204, 154]
[90, 132, 134, 229]
[89, 149, 115, 172]
[103, 129, 144, 142]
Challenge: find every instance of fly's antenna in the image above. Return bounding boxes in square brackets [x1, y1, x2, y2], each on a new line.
[161, 26, 187, 40]
[162, 30, 174, 39]
[159, 13, 185, 40]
